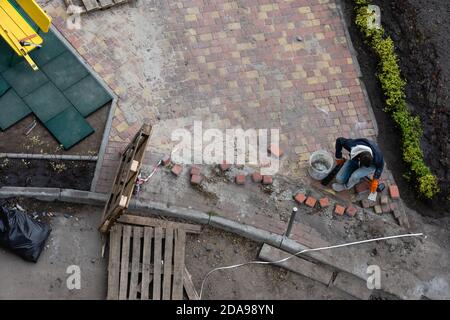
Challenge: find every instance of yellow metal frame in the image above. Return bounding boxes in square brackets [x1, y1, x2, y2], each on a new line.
[0, 0, 52, 71]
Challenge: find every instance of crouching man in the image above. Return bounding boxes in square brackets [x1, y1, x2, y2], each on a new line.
[332, 137, 384, 195]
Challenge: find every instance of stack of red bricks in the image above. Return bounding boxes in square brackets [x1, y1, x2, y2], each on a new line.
[356, 181, 400, 216]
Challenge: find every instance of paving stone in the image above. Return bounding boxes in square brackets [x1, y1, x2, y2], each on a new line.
[262, 175, 273, 185]
[236, 174, 246, 185]
[355, 180, 370, 194]
[191, 174, 203, 185]
[381, 203, 391, 213]
[305, 196, 317, 208]
[389, 185, 400, 199]
[162, 154, 171, 166]
[346, 206, 358, 217]
[190, 166, 201, 176]
[374, 205, 383, 214]
[334, 204, 345, 216]
[268, 143, 284, 158]
[219, 162, 231, 171]
[380, 195, 389, 205]
[171, 164, 183, 176]
[294, 193, 307, 204]
[319, 197, 330, 208]
[252, 172, 262, 183]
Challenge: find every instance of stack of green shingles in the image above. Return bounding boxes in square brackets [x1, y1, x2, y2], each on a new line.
[0, 2, 112, 149]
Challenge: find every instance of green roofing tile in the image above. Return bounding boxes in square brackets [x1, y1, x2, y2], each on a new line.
[0, 89, 32, 130]
[24, 82, 73, 122]
[64, 75, 112, 117]
[1, 60, 49, 97]
[0, 75, 10, 96]
[42, 51, 88, 91]
[29, 31, 67, 66]
[44, 107, 94, 150]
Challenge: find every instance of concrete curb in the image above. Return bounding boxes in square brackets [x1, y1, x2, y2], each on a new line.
[0, 186, 362, 275]
[0, 153, 98, 161]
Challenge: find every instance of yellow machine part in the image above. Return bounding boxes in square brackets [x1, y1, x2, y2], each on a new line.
[0, 0, 52, 70]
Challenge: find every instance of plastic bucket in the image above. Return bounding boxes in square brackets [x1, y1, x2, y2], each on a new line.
[308, 150, 334, 180]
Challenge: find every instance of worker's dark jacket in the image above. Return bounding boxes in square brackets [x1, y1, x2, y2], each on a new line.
[335, 137, 384, 179]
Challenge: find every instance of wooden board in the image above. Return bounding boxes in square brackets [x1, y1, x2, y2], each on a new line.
[107, 223, 198, 300]
[118, 214, 202, 234]
[64, 0, 130, 13]
[99, 124, 152, 233]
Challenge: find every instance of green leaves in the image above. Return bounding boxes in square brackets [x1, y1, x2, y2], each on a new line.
[354, 1, 439, 198]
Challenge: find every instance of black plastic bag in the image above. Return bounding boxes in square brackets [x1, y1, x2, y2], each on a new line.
[0, 206, 51, 262]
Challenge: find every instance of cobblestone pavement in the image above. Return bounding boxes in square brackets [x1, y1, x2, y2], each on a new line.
[42, 0, 376, 187]
[39, 0, 381, 243]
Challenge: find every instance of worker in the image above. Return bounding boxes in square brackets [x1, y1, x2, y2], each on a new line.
[332, 137, 384, 197]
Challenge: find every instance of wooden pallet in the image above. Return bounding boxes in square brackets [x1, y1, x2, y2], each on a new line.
[64, 0, 131, 14]
[99, 124, 152, 233]
[107, 221, 200, 300]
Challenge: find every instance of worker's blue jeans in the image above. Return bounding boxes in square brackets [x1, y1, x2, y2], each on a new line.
[335, 159, 376, 189]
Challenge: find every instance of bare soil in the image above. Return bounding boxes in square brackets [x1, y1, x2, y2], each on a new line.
[0, 103, 110, 155]
[341, 0, 450, 216]
[0, 158, 95, 190]
[185, 226, 351, 300]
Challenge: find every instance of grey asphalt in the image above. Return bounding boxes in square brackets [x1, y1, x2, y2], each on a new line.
[0, 207, 107, 299]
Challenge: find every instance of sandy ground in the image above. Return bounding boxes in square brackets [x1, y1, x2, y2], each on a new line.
[0, 199, 350, 300]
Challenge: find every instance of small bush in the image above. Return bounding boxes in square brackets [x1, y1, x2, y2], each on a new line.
[354, 0, 439, 198]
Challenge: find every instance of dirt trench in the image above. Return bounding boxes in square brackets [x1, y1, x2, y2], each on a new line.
[341, 0, 450, 217]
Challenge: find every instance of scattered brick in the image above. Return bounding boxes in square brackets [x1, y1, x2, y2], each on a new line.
[191, 174, 203, 185]
[346, 206, 358, 217]
[355, 181, 370, 194]
[294, 193, 307, 204]
[235, 174, 246, 185]
[171, 164, 183, 176]
[390, 202, 398, 212]
[319, 197, 330, 208]
[305, 196, 317, 208]
[389, 185, 400, 199]
[252, 172, 263, 183]
[268, 144, 284, 158]
[262, 175, 273, 185]
[381, 203, 391, 213]
[380, 195, 389, 205]
[162, 154, 171, 166]
[190, 166, 201, 176]
[334, 204, 345, 216]
[374, 205, 383, 214]
[219, 162, 231, 171]
[361, 199, 371, 208]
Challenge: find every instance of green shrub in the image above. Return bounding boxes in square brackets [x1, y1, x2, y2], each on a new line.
[354, 0, 439, 198]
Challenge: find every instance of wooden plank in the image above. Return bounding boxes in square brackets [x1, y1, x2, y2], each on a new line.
[141, 227, 153, 300]
[183, 267, 200, 300]
[259, 244, 333, 286]
[152, 227, 163, 300]
[128, 227, 142, 300]
[172, 229, 186, 300]
[107, 224, 122, 300]
[81, 0, 100, 11]
[98, 0, 114, 8]
[118, 225, 132, 300]
[118, 214, 202, 234]
[162, 228, 174, 300]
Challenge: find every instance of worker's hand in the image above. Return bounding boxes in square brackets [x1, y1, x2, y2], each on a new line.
[336, 158, 346, 165]
[370, 179, 379, 193]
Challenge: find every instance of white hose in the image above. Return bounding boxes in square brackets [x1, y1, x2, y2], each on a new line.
[199, 232, 424, 299]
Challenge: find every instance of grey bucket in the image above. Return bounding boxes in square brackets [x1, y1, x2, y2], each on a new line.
[308, 150, 334, 180]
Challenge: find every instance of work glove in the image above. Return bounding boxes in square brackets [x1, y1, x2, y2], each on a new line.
[370, 179, 379, 193]
[336, 158, 346, 165]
